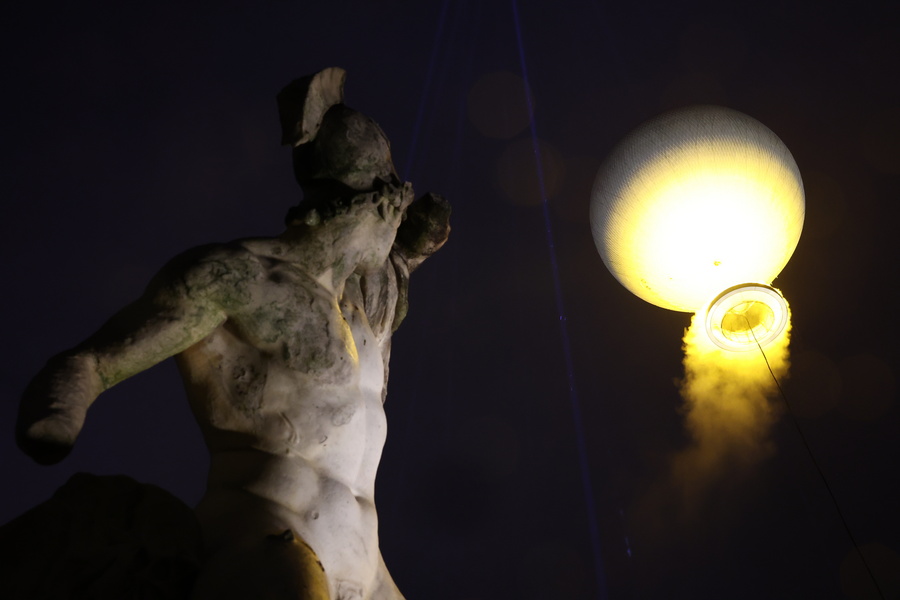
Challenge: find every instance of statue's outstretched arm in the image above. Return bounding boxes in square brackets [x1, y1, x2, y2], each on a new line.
[17, 244, 249, 465]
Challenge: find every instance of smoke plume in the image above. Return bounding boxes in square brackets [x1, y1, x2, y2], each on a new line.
[668, 311, 791, 519]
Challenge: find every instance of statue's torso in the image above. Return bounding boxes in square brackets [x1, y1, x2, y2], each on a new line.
[174, 239, 396, 596]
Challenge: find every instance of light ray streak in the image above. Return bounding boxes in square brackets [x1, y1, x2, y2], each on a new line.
[402, 0, 450, 180]
[511, 2, 609, 597]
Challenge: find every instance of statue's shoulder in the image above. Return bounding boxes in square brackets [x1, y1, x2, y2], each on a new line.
[161, 240, 264, 277]
[151, 240, 269, 307]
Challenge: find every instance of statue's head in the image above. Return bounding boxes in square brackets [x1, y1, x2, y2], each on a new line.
[290, 104, 398, 193]
[278, 68, 399, 209]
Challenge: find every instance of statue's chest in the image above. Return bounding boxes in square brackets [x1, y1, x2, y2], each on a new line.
[228, 273, 363, 385]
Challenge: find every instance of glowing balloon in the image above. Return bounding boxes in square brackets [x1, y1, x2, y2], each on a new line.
[590, 106, 804, 350]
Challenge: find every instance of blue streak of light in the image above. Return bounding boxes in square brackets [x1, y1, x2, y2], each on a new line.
[402, 0, 451, 181]
[511, 2, 609, 598]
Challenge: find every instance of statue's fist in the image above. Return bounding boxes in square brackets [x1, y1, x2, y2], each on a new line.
[17, 354, 96, 465]
[395, 192, 451, 268]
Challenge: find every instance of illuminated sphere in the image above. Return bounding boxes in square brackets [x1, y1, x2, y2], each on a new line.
[590, 105, 804, 316]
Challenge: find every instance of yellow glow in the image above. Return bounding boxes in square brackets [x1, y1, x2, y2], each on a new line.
[664, 309, 791, 512]
[704, 284, 789, 351]
[591, 106, 804, 313]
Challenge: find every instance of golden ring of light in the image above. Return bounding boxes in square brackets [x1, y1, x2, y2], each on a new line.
[704, 283, 789, 351]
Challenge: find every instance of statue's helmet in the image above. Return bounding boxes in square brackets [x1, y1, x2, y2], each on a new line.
[278, 68, 398, 192]
[291, 104, 398, 191]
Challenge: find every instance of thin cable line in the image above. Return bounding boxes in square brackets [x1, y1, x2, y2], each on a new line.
[749, 323, 886, 600]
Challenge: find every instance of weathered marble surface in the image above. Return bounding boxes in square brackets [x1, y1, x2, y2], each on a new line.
[13, 68, 449, 600]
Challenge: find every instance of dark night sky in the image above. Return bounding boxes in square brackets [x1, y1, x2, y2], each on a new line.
[2, 2, 899, 599]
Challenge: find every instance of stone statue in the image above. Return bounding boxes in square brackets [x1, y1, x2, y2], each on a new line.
[14, 68, 450, 600]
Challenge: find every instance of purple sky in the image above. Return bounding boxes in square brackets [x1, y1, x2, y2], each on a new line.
[2, 2, 899, 598]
